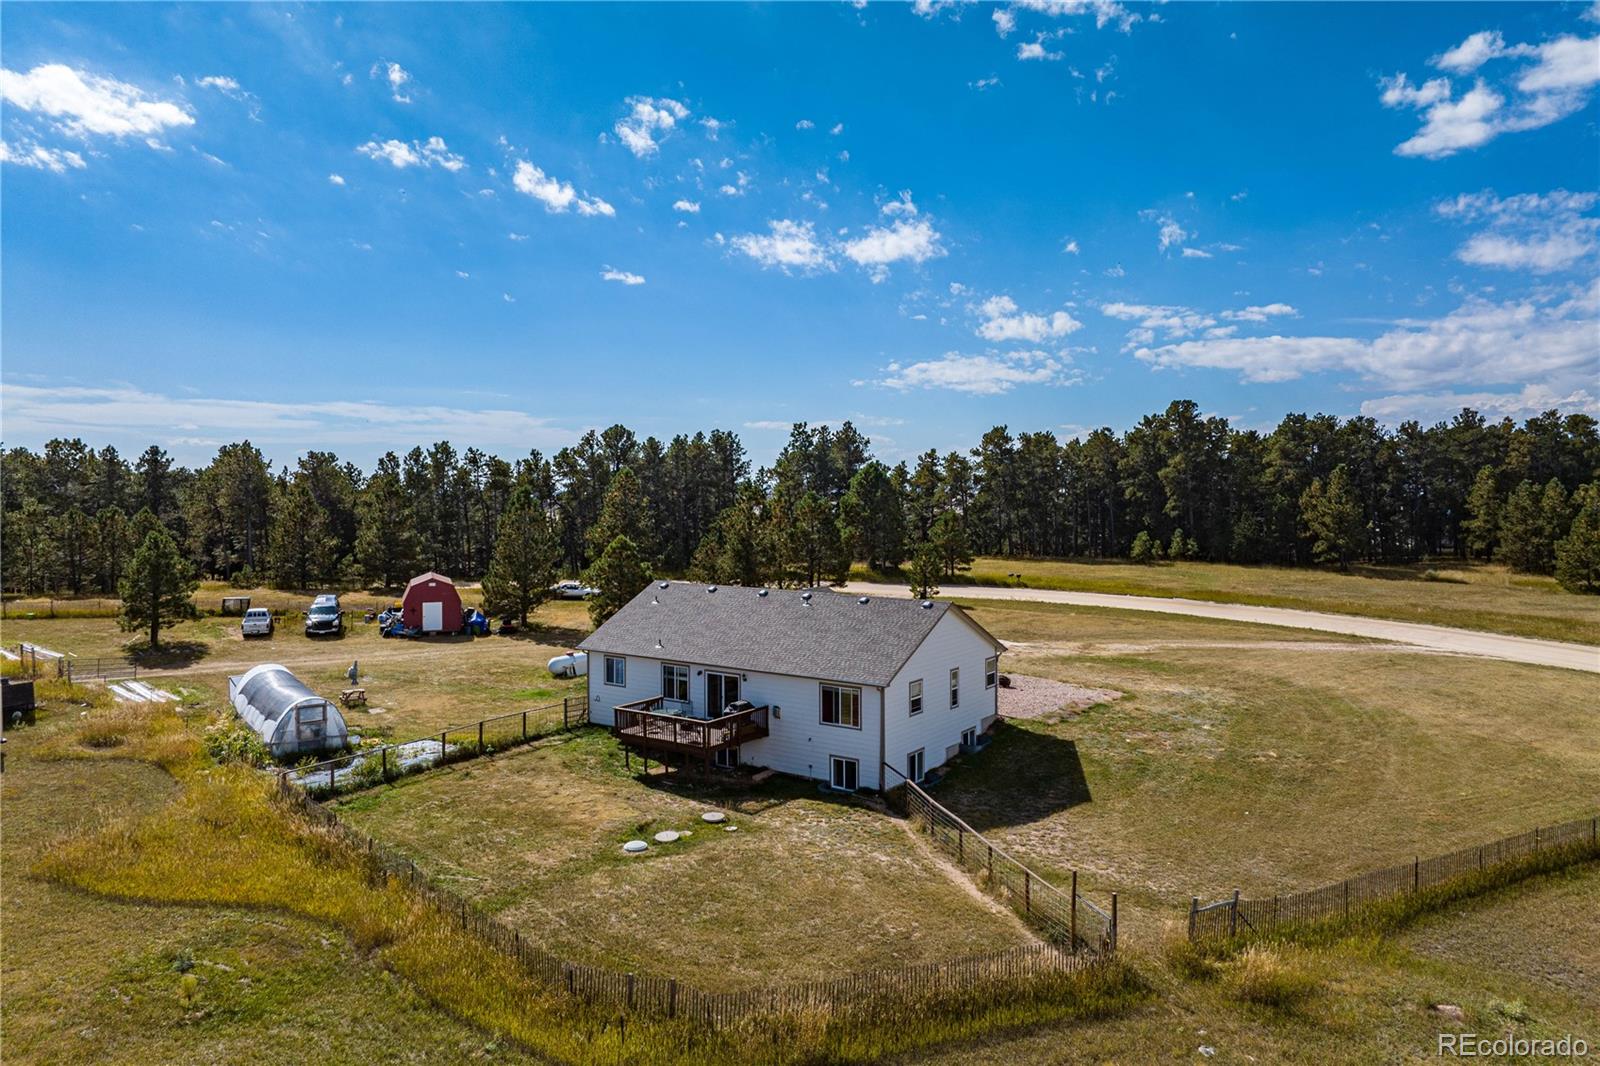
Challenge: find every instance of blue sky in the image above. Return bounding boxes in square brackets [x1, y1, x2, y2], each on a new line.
[3, 1, 1597, 468]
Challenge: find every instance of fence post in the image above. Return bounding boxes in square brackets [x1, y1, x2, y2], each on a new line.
[563, 698, 570, 730]
[1535, 826, 1540, 852]
[1479, 845, 1484, 872]
[1110, 892, 1118, 951]
[958, 826, 965, 864]
[1070, 871, 1078, 949]
[1413, 856, 1419, 893]
[1024, 870, 1032, 915]
[668, 978, 678, 1018]
[478, 720, 484, 751]
[1343, 879, 1349, 919]
[381, 747, 388, 781]
[440, 731, 446, 761]
[627, 972, 635, 1010]
[522, 710, 528, 740]
[328, 762, 335, 792]
[1230, 889, 1240, 937]
[1188, 896, 1198, 941]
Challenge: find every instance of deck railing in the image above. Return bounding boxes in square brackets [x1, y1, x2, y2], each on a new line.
[613, 698, 771, 753]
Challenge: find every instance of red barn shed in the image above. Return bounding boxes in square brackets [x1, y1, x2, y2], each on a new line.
[402, 572, 463, 634]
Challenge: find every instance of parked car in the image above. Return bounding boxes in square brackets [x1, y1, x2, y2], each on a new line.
[241, 607, 275, 638]
[305, 594, 344, 637]
[553, 580, 599, 600]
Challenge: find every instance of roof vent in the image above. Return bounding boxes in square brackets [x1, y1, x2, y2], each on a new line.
[659, 581, 670, 589]
[757, 588, 769, 597]
[921, 600, 934, 609]
[651, 596, 659, 605]
[801, 591, 812, 601]
[708, 585, 718, 593]
[857, 596, 870, 604]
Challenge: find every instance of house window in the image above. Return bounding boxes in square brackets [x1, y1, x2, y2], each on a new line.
[661, 663, 690, 703]
[907, 748, 925, 784]
[961, 727, 977, 751]
[949, 667, 960, 709]
[820, 684, 862, 729]
[909, 679, 923, 716]
[985, 655, 998, 689]
[604, 655, 627, 687]
[830, 755, 859, 792]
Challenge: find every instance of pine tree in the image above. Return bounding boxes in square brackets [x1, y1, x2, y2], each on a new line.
[586, 467, 653, 563]
[1538, 478, 1572, 574]
[906, 540, 942, 599]
[1554, 483, 1600, 594]
[783, 491, 848, 587]
[928, 511, 973, 580]
[1130, 530, 1156, 564]
[690, 484, 777, 586]
[94, 506, 133, 593]
[266, 479, 338, 590]
[839, 461, 907, 572]
[118, 525, 198, 649]
[1463, 465, 1501, 560]
[584, 534, 652, 627]
[480, 488, 561, 624]
[1497, 481, 1545, 573]
[1300, 465, 1366, 570]
[355, 454, 420, 589]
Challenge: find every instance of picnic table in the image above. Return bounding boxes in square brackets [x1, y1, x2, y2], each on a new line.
[339, 688, 367, 708]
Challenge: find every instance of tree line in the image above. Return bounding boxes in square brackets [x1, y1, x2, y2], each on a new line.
[4, 400, 1598, 627]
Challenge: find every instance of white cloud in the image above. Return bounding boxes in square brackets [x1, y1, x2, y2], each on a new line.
[0, 139, 87, 173]
[1381, 29, 1600, 158]
[508, 232, 529, 241]
[1133, 282, 1598, 390]
[327, 172, 345, 185]
[731, 219, 833, 273]
[372, 61, 412, 103]
[196, 74, 241, 92]
[455, 270, 470, 279]
[0, 63, 194, 142]
[0, 383, 574, 461]
[672, 199, 700, 213]
[1102, 301, 1218, 342]
[971, 75, 1002, 91]
[1018, 34, 1064, 61]
[613, 95, 689, 158]
[830, 122, 844, 135]
[601, 267, 646, 285]
[1360, 383, 1598, 423]
[840, 205, 946, 281]
[795, 118, 815, 130]
[357, 136, 465, 171]
[877, 350, 1081, 394]
[1437, 189, 1599, 273]
[1062, 238, 1080, 254]
[502, 293, 515, 303]
[511, 160, 614, 216]
[975, 295, 1083, 342]
[1220, 303, 1298, 322]
[993, 8, 1017, 35]
[1180, 247, 1213, 259]
[1152, 214, 1188, 252]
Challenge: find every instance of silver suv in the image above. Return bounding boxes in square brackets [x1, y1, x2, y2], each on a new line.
[305, 594, 344, 637]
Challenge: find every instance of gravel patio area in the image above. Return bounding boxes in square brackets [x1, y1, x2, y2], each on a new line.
[997, 673, 1122, 720]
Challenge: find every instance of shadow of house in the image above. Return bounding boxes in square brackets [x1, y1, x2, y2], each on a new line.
[928, 720, 1091, 832]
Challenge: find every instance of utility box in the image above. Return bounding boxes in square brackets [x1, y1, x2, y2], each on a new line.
[2, 678, 37, 729]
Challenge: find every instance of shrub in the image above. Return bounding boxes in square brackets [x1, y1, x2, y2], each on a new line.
[204, 718, 270, 767]
[1224, 945, 1318, 1009]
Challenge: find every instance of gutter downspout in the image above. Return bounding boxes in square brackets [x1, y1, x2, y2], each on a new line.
[876, 684, 887, 792]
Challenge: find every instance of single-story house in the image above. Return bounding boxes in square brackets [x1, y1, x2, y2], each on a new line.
[227, 663, 349, 759]
[578, 582, 1003, 792]
[402, 571, 464, 634]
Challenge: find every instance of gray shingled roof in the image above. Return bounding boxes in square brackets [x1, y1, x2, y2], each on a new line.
[578, 582, 993, 687]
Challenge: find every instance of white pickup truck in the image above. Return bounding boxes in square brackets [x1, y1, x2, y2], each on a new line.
[241, 607, 274, 638]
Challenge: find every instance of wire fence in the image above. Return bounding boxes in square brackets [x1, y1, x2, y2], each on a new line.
[1188, 814, 1600, 940]
[883, 763, 1116, 954]
[274, 776, 1106, 1029]
[281, 697, 587, 798]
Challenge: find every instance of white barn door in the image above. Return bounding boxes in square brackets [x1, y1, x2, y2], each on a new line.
[422, 600, 444, 631]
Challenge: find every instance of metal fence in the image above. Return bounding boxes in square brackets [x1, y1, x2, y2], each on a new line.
[1189, 814, 1600, 940]
[275, 777, 1106, 1028]
[884, 763, 1116, 954]
[282, 697, 587, 798]
[62, 655, 140, 682]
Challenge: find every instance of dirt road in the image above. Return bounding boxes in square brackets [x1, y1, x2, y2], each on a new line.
[840, 583, 1600, 674]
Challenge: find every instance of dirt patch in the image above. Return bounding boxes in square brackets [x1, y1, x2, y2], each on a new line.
[998, 673, 1122, 720]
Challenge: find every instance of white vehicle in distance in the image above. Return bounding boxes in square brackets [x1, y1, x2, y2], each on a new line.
[553, 580, 599, 600]
[548, 651, 588, 678]
[241, 607, 275, 638]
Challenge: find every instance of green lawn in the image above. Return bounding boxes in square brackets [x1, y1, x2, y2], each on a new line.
[334, 729, 1033, 989]
[857, 556, 1600, 645]
[936, 599, 1600, 944]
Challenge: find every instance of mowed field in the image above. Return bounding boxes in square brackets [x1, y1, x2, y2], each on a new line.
[863, 556, 1600, 645]
[334, 730, 1033, 989]
[937, 597, 1600, 942]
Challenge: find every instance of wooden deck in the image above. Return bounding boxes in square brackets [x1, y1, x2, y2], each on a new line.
[612, 697, 770, 764]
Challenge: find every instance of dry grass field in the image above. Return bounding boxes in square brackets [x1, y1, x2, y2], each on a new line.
[334, 729, 1034, 989]
[856, 556, 1600, 644]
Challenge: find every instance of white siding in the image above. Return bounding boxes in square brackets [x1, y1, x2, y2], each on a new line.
[584, 651, 886, 790]
[883, 611, 999, 780]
